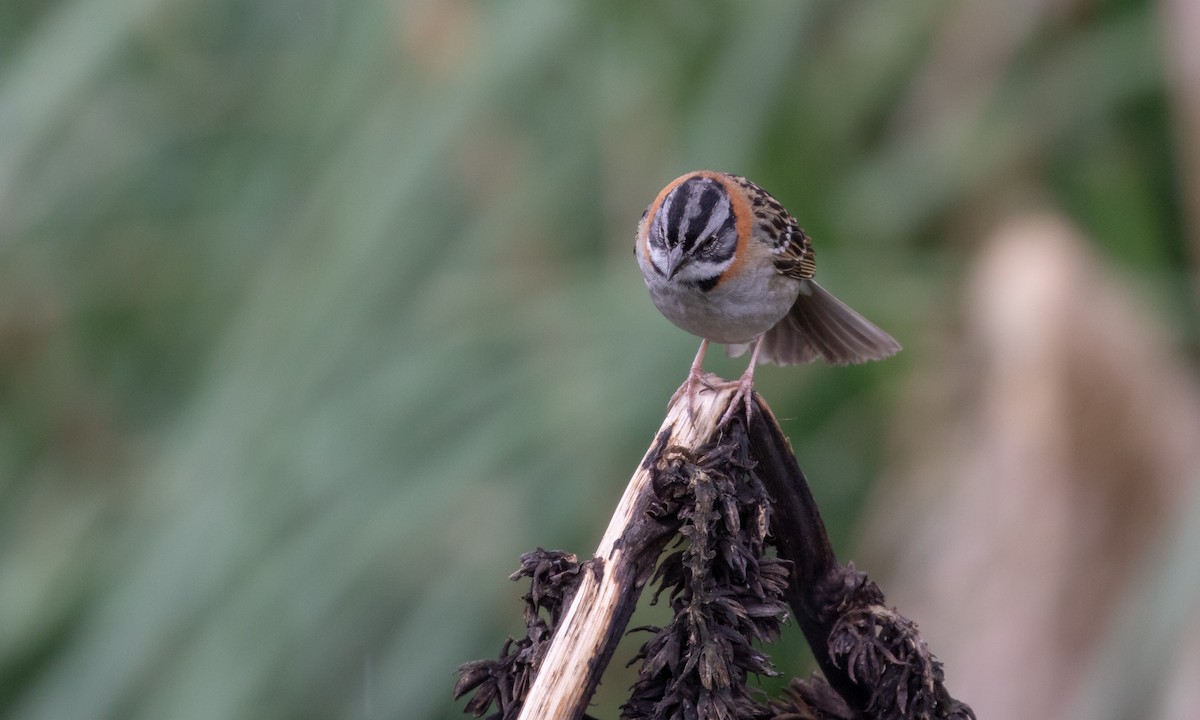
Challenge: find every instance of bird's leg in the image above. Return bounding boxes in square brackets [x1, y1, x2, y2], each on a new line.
[718, 335, 764, 427]
[669, 339, 715, 419]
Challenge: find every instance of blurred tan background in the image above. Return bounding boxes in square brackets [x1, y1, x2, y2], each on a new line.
[2, 1, 1199, 718]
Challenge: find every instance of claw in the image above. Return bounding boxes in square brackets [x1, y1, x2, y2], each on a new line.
[669, 339, 713, 420]
[717, 377, 752, 427]
[716, 335, 765, 428]
[671, 336, 765, 427]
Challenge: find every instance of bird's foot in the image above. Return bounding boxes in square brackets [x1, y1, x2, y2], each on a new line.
[670, 365, 721, 421]
[717, 335, 763, 428]
[716, 369, 756, 428]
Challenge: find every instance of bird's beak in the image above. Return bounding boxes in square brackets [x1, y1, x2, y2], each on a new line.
[666, 245, 686, 279]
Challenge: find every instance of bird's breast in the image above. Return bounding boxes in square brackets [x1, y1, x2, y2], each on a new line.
[643, 265, 799, 344]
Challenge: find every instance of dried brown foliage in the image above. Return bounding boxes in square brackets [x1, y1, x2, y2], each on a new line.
[457, 404, 974, 719]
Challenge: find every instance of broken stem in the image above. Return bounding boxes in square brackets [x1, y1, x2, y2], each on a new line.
[515, 378, 735, 720]
[459, 376, 975, 720]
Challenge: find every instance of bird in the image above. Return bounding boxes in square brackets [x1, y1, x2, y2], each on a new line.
[635, 170, 900, 425]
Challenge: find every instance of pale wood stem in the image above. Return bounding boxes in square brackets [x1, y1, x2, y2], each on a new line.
[515, 379, 736, 720]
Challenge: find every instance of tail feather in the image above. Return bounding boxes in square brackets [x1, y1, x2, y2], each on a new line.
[729, 281, 901, 366]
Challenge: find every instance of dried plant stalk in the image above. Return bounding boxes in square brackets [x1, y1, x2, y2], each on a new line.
[514, 385, 736, 720]
[456, 378, 974, 720]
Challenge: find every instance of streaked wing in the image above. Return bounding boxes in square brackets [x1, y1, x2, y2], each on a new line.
[727, 174, 816, 280]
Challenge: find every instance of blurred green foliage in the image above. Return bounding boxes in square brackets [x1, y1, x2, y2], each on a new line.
[0, 1, 1190, 719]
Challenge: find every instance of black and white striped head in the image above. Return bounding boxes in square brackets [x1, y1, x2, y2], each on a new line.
[645, 174, 739, 285]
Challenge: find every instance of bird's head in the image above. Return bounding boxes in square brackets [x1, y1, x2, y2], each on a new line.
[646, 174, 739, 285]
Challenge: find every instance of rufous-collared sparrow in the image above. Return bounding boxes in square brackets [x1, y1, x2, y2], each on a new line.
[635, 170, 900, 423]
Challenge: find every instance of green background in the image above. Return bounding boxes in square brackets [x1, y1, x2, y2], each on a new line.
[1, 1, 1196, 718]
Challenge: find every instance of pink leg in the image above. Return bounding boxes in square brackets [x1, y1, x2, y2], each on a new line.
[669, 339, 714, 419]
[718, 335, 763, 427]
